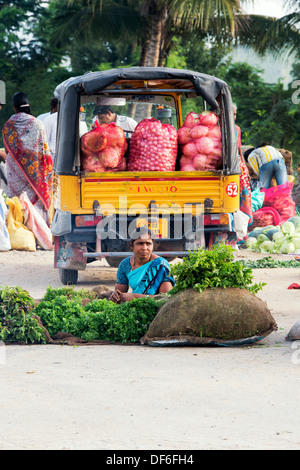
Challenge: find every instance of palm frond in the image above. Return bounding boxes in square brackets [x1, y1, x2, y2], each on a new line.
[49, 1, 145, 47]
[171, 0, 243, 36]
[235, 13, 300, 57]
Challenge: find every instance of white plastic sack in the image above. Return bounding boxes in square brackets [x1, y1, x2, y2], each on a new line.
[0, 191, 11, 251]
[233, 210, 250, 239]
[19, 192, 53, 250]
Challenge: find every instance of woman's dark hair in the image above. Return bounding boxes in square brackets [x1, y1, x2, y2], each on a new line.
[93, 105, 114, 116]
[12, 92, 31, 115]
[130, 226, 154, 242]
[243, 147, 255, 161]
[256, 142, 270, 148]
[129, 225, 160, 252]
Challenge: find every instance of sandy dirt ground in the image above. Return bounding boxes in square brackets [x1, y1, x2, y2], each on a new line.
[0, 248, 300, 450]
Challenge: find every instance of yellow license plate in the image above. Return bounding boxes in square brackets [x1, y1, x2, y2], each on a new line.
[137, 218, 168, 238]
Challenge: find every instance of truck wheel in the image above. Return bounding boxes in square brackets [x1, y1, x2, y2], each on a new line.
[106, 256, 122, 268]
[59, 268, 78, 285]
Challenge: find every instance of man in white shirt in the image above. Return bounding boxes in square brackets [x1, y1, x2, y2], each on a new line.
[44, 98, 58, 163]
[37, 111, 50, 123]
[93, 105, 137, 137]
[37, 96, 59, 123]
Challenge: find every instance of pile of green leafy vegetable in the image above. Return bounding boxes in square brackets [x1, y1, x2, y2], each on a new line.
[0, 285, 165, 344]
[170, 243, 265, 294]
[0, 286, 46, 344]
[240, 256, 300, 269]
[34, 287, 165, 343]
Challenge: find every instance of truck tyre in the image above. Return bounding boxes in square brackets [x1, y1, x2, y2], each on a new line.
[59, 268, 78, 285]
[106, 256, 122, 268]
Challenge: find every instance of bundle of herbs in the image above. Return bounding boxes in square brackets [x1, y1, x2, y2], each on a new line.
[170, 243, 266, 294]
[0, 286, 46, 344]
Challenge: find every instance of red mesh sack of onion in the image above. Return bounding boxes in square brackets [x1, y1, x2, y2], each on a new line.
[127, 118, 178, 171]
[178, 111, 222, 171]
[80, 121, 128, 172]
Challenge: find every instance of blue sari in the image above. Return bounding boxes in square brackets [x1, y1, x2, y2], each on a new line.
[126, 257, 175, 295]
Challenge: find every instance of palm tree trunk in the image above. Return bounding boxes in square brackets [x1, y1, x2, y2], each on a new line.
[127, 38, 151, 119]
[145, 14, 163, 66]
[133, 8, 168, 122]
[139, 38, 150, 66]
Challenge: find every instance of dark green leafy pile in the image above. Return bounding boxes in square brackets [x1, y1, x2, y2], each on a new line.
[81, 297, 164, 343]
[33, 286, 98, 337]
[240, 256, 300, 269]
[170, 243, 266, 294]
[0, 286, 46, 344]
[33, 294, 86, 338]
[41, 286, 98, 301]
[34, 287, 165, 343]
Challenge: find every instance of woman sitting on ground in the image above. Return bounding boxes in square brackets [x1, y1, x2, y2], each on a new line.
[109, 227, 175, 304]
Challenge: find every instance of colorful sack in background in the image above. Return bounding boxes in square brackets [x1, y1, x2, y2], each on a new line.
[6, 196, 36, 251]
[262, 182, 296, 222]
[251, 189, 265, 213]
[19, 192, 53, 250]
[252, 207, 282, 228]
[0, 191, 11, 251]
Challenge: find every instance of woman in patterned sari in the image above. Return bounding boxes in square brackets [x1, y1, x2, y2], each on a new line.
[2, 92, 53, 225]
[109, 227, 175, 303]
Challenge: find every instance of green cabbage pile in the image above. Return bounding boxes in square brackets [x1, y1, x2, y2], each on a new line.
[244, 217, 300, 254]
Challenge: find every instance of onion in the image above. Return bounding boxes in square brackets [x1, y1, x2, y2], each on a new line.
[99, 148, 121, 168]
[183, 112, 200, 128]
[182, 141, 198, 159]
[193, 155, 209, 170]
[189, 125, 209, 139]
[82, 154, 106, 173]
[207, 125, 221, 140]
[177, 127, 192, 145]
[199, 111, 219, 127]
[195, 136, 214, 155]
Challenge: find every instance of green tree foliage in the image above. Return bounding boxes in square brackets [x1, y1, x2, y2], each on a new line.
[47, 0, 243, 67]
[219, 62, 300, 167]
[0, 1, 71, 145]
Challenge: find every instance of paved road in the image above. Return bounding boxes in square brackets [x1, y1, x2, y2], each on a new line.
[0, 250, 300, 450]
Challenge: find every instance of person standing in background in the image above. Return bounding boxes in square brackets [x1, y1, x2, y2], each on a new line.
[44, 98, 58, 164]
[2, 92, 53, 225]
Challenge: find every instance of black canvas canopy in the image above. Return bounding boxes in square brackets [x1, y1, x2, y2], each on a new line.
[53, 67, 239, 175]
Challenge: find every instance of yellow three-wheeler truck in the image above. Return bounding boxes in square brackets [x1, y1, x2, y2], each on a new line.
[51, 67, 240, 284]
